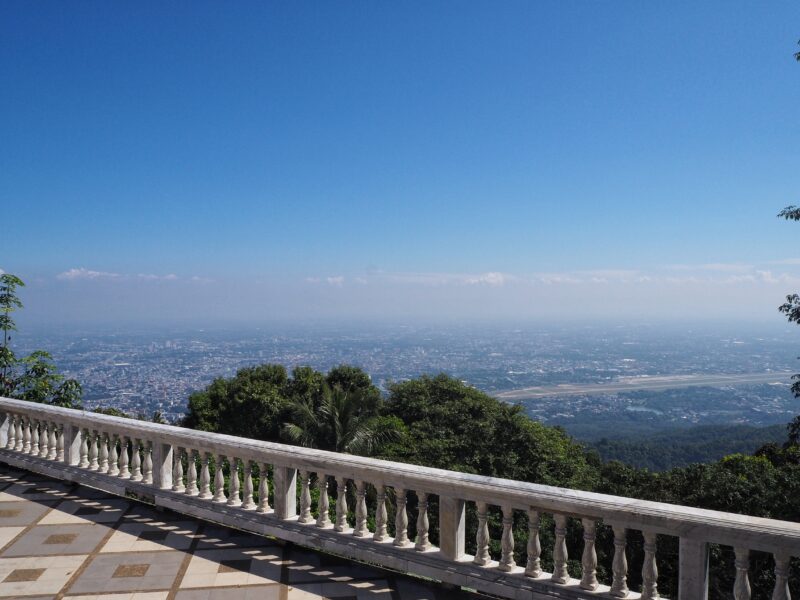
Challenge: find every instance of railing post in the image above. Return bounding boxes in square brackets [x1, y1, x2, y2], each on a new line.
[273, 466, 297, 519]
[153, 442, 173, 490]
[439, 495, 465, 561]
[0, 412, 9, 447]
[64, 424, 82, 466]
[678, 538, 709, 600]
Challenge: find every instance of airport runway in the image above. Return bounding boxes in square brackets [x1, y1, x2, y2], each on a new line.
[495, 372, 794, 400]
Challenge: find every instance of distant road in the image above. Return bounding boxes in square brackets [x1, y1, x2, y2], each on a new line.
[495, 372, 793, 401]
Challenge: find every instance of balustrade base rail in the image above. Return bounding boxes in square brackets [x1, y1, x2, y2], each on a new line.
[0, 449, 638, 600]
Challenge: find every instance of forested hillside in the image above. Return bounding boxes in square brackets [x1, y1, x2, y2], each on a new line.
[591, 424, 786, 470]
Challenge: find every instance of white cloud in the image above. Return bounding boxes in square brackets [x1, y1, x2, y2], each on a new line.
[190, 275, 214, 283]
[464, 272, 508, 286]
[137, 273, 179, 281]
[326, 276, 345, 287]
[57, 268, 120, 281]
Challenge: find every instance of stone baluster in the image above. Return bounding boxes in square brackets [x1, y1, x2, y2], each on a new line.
[98, 432, 109, 473]
[108, 434, 119, 476]
[14, 416, 24, 451]
[257, 463, 269, 512]
[13, 418, 22, 452]
[213, 455, 227, 502]
[354, 480, 369, 536]
[335, 477, 349, 532]
[38, 422, 48, 458]
[498, 505, 516, 571]
[88, 430, 99, 470]
[394, 488, 410, 546]
[228, 458, 241, 507]
[525, 509, 542, 578]
[772, 552, 791, 600]
[374, 484, 388, 541]
[79, 429, 90, 468]
[580, 518, 599, 590]
[30, 420, 39, 455]
[415, 491, 431, 551]
[5, 415, 15, 450]
[118, 437, 130, 478]
[142, 441, 153, 484]
[641, 531, 659, 600]
[172, 447, 185, 493]
[733, 547, 751, 600]
[473, 501, 491, 566]
[186, 450, 199, 496]
[47, 423, 57, 460]
[56, 424, 64, 461]
[610, 526, 629, 597]
[242, 461, 255, 509]
[298, 470, 312, 523]
[316, 474, 331, 527]
[130, 439, 142, 481]
[552, 513, 569, 584]
[199, 453, 212, 499]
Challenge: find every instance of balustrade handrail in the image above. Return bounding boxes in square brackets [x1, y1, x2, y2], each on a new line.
[1, 394, 799, 559]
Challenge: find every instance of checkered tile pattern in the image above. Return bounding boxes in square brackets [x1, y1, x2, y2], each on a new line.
[0, 464, 464, 599]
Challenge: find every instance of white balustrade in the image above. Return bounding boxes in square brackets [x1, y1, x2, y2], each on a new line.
[552, 513, 569, 583]
[415, 491, 431, 551]
[474, 501, 491, 566]
[499, 505, 516, 571]
[641, 531, 659, 600]
[227, 457, 241, 507]
[733, 547, 750, 600]
[256, 462, 269, 511]
[580, 518, 599, 591]
[394, 488, 410, 546]
[335, 476, 349, 532]
[525, 508, 541, 577]
[1, 397, 799, 600]
[374, 484, 387, 541]
[610, 525, 629, 597]
[186, 450, 199, 496]
[354, 480, 368, 536]
[242, 460, 255, 510]
[316, 473, 330, 527]
[298, 470, 312, 523]
[98, 432, 109, 473]
[118, 436, 130, 478]
[212, 454, 226, 503]
[199, 452, 211, 499]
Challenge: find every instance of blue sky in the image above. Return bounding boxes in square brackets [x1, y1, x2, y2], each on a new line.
[2, 2, 800, 324]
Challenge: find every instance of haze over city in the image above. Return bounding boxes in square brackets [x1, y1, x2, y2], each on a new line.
[2, 2, 800, 325]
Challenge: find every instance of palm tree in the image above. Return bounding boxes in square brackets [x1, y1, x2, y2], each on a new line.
[282, 385, 397, 455]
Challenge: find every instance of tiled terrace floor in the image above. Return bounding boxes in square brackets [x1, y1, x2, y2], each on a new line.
[0, 465, 472, 600]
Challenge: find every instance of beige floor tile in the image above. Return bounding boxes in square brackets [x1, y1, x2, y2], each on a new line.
[0, 526, 24, 548]
[0, 554, 85, 596]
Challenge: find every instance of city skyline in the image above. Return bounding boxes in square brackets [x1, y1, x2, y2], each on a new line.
[2, 2, 800, 323]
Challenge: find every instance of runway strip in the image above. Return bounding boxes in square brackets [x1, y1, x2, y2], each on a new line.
[495, 372, 793, 400]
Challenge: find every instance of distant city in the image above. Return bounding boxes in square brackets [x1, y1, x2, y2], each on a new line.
[14, 321, 800, 441]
